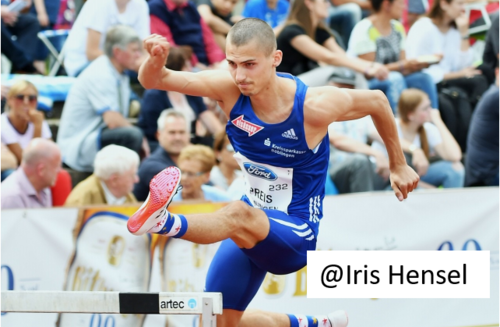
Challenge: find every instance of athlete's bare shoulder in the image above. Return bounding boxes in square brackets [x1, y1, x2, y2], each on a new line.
[304, 85, 386, 126]
[303, 86, 353, 128]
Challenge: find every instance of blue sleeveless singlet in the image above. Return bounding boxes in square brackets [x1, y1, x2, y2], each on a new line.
[226, 73, 330, 236]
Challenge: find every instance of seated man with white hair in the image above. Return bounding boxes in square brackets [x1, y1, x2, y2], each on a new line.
[64, 145, 139, 206]
[1, 138, 61, 209]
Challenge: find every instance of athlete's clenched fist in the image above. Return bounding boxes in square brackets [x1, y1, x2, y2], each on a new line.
[143, 34, 171, 68]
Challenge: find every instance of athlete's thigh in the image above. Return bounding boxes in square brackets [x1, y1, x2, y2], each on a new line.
[205, 239, 267, 311]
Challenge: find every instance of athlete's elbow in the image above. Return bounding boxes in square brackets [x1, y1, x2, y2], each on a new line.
[138, 70, 148, 88]
[372, 89, 387, 102]
[372, 90, 391, 114]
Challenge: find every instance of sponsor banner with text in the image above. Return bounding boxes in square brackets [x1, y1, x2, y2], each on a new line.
[1, 188, 498, 327]
[59, 207, 152, 327]
[1, 208, 79, 327]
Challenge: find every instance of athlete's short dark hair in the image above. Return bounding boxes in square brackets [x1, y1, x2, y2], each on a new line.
[227, 18, 277, 56]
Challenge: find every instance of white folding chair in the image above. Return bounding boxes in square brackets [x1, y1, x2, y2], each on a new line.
[465, 1, 493, 35]
[37, 29, 70, 76]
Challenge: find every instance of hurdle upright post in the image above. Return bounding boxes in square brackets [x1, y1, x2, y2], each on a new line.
[202, 297, 216, 327]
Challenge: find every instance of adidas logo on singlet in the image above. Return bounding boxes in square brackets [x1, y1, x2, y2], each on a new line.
[282, 128, 298, 140]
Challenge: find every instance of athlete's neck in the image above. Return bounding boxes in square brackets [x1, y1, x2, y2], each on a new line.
[249, 75, 296, 124]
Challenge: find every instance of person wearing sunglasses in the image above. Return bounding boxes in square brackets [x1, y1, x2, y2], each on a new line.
[210, 130, 245, 200]
[1, 80, 52, 165]
[172, 144, 231, 202]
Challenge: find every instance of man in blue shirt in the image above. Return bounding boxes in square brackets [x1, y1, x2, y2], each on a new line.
[242, 0, 289, 28]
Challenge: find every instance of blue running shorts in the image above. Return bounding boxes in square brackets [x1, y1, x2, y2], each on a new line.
[204, 206, 317, 311]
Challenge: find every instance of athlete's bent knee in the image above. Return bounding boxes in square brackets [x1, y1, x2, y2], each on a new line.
[222, 201, 253, 229]
[223, 201, 269, 247]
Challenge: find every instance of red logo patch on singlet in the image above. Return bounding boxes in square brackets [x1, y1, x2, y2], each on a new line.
[231, 115, 264, 136]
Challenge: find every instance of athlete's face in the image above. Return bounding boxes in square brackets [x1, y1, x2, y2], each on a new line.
[226, 39, 282, 96]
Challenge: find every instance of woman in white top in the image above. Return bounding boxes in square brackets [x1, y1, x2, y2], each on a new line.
[63, 0, 150, 77]
[406, 0, 488, 102]
[1, 80, 52, 164]
[210, 130, 245, 200]
[372, 89, 464, 188]
[347, 0, 439, 113]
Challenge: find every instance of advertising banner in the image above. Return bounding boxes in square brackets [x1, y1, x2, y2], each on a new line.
[1, 208, 79, 327]
[58, 207, 152, 327]
[1, 188, 498, 327]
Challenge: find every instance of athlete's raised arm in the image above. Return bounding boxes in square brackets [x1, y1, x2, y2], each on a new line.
[305, 86, 419, 201]
[138, 34, 237, 103]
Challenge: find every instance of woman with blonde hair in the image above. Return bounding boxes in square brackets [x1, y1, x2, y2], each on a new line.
[1, 80, 52, 163]
[172, 144, 231, 202]
[372, 89, 464, 188]
[276, 0, 389, 87]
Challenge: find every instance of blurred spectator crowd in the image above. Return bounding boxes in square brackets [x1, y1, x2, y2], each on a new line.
[1, 0, 498, 209]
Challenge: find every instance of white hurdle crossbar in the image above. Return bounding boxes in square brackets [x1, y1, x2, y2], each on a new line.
[1, 291, 223, 327]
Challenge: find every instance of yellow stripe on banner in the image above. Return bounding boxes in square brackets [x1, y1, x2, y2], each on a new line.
[169, 202, 229, 215]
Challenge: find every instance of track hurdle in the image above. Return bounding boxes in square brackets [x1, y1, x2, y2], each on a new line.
[1, 291, 223, 327]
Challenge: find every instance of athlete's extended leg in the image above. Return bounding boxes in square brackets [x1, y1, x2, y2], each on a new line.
[127, 167, 270, 248]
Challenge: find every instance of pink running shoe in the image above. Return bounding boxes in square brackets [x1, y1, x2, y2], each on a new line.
[127, 166, 182, 235]
[328, 310, 348, 327]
